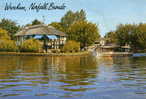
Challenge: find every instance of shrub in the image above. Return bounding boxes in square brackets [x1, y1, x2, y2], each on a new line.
[0, 28, 11, 40]
[20, 39, 42, 52]
[0, 40, 18, 52]
[51, 49, 60, 53]
[62, 40, 80, 52]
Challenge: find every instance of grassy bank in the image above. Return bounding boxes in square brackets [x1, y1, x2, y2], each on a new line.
[0, 51, 90, 56]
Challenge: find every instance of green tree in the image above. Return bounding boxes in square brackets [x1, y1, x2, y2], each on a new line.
[0, 28, 18, 52]
[109, 23, 146, 51]
[115, 24, 136, 46]
[0, 28, 10, 40]
[104, 31, 117, 44]
[131, 23, 146, 50]
[0, 19, 20, 39]
[31, 19, 42, 25]
[61, 9, 86, 31]
[49, 22, 64, 32]
[67, 21, 100, 48]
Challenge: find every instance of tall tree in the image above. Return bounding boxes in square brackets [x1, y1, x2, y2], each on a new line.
[0, 19, 20, 39]
[61, 9, 86, 31]
[115, 24, 136, 46]
[131, 23, 146, 50]
[67, 21, 100, 48]
[49, 22, 64, 32]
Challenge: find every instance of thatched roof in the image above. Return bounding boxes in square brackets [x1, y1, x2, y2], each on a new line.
[15, 24, 66, 37]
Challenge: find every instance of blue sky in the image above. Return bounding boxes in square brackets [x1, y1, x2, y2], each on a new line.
[0, 0, 146, 36]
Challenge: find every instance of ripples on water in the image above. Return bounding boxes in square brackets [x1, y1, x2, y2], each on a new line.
[0, 55, 146, 99]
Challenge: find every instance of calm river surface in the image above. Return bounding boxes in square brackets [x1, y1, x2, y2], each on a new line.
[0, 55, 146, 99]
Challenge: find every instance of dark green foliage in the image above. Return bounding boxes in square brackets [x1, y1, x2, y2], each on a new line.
[0, 19, 20, 39]
[25, 19, 43, 26]
[50, 10, 100, 49]
[67, 21, 100, 48]
[31, 19, 42, 25]
[61, 9, 86, 31]
[49, 22, 65, 32]
[115, 24, 137, 46]
[104, 31, 117, 44]
[105, 23, 146, 51]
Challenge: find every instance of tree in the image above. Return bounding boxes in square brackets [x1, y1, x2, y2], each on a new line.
[0, 19, 20, 39]
[67, 21, 100, 48]
[49, 22, 64, 32]
[61, 9, 86, 31]
[104, 31, 117, 44]
[115, 24, 136, 46]
[0, 28, 18, 52]
[131, 23, 146, 50]
[108, 23, 146, 51]
[31, 19, 42, 25]
[0, 28, 10, 40]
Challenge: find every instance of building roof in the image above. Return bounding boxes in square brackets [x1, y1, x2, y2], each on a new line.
[15, 24, 66, 37]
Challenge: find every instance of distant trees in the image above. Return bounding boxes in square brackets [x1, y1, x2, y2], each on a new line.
[26, 19, 43, 26]
[0, 19, 20, 39]
[31, 19, 43, 25]
[104, 31, 117, 44]
[105, 23, 146, 52]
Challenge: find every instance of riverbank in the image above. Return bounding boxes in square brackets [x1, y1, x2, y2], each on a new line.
[0, 51, 90, 56]
[96, 52, 133, 57]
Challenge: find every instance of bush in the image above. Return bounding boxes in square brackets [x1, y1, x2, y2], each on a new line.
[51, 49, 60, 53]
[20, 39, 42, 52]
[62, 40, 80, 52]
[0, 28, 11, 40]
[0, 40, 18, 52]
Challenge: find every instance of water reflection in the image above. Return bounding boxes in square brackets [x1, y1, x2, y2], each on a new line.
[0, 55, 98, 98]
[0, 55, 146, 99]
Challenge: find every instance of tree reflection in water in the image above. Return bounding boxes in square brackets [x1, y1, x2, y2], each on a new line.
[0, 55, 98, 97]
[0, 55, 146, 98]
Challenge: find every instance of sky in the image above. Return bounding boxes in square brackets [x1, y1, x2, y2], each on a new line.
[0, 0, 146, 36]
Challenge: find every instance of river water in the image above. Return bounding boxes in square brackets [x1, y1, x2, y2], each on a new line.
[0, 55, 146, 99]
